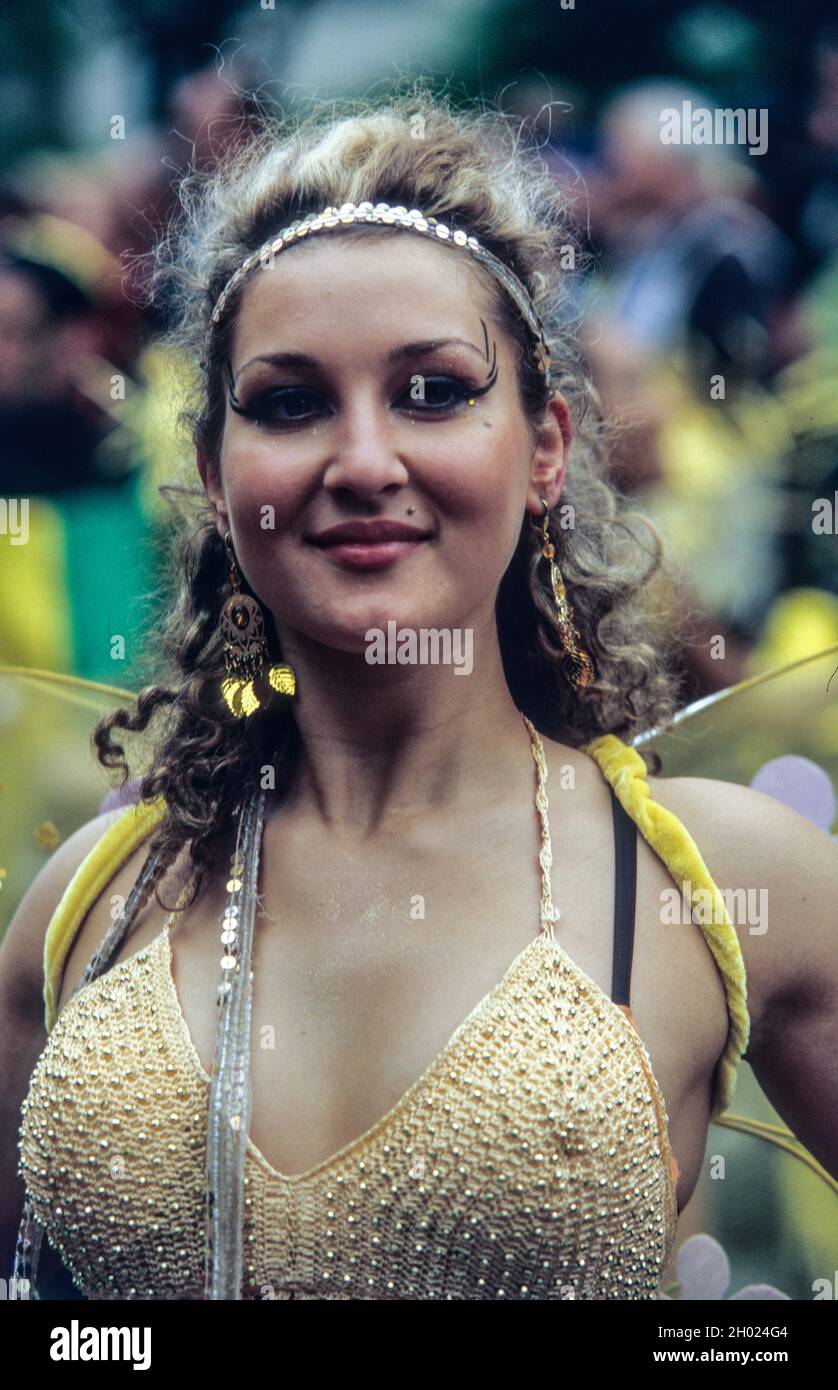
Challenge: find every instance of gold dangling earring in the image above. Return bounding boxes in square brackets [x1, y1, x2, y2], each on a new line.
[218, 531, 296, 717]
[534, 498, 595, 690]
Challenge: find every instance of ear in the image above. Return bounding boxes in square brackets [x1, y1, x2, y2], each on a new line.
[524, 391, 572, 517]
[196, 446, 229, 538]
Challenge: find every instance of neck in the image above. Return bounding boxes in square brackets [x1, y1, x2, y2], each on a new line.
[265, 611, 539, 836]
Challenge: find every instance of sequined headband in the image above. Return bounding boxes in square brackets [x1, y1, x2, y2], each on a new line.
[207, 199, 552, 379]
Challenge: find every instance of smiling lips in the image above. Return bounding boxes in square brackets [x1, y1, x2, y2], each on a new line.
[307, 519, 433, 571]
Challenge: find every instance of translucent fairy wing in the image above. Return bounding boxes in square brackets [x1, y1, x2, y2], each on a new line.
[634, 642, 838, 796]
[0, 666, 148, 931]
[633, 643, 838, 1298]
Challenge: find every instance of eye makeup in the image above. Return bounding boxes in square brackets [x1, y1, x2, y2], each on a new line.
[225, 334, 501, 428]
[478, 318, 499, 392]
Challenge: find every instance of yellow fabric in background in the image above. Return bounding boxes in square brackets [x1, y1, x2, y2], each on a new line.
[748, 587, 838, 671]
[0, 499, 73, 671]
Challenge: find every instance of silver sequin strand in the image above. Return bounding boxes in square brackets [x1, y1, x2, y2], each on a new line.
[204, 782, 267, 1298]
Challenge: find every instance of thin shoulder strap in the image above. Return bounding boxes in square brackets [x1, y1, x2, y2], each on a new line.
[581, 732, 750, 1121]
[609, 786, 637, 1007]
[43, 796, 168, 1032]
[521, 714, 560, 935]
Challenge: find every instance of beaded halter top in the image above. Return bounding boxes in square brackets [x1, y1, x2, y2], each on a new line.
[17, 725, 749, 1300]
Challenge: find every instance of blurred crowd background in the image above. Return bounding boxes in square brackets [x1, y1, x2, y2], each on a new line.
[1, 0, 837, 1299]
[1, 0, 837, 693]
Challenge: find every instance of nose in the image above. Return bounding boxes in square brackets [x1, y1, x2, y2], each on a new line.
[322, 394, 410, 499]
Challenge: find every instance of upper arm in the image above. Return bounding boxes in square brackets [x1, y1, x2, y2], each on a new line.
[0, 809, 123, 1263]
[0, 809, 122, 1020]
[649, 772, 838, 1178]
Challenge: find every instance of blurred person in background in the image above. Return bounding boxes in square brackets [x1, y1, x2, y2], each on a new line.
[773, 23, 838, 609]
[585, 79, 797, 391]
[572, 80, 803, 694]
[0, 253, 110, 494]
[0, 212, 155, 678]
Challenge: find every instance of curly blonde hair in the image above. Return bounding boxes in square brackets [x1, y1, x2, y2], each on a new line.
[94, 82, 688, 912]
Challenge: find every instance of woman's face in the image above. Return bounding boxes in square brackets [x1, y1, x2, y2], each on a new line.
[198, 231, 569, 658]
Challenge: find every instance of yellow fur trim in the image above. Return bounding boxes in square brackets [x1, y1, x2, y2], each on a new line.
[43, 796, 168, 1032]
[581, 733, 750, 1120]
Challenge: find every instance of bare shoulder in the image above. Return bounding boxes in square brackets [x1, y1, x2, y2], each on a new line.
[0, 807, 130, 1019]
[538, 733, 609, 793]
[639, 771, 838, 1048]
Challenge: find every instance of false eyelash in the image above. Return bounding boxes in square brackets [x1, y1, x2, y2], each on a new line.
[479, 320, 499, 389]
[225, 370, 499, 424]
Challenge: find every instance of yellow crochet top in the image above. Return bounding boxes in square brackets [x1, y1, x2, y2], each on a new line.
[19, 733, 749, 1301]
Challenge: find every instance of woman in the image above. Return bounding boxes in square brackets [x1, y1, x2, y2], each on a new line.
[2, 91, 836, 1301]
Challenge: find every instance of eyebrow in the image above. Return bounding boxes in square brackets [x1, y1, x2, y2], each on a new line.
[232, 338, 486, 384]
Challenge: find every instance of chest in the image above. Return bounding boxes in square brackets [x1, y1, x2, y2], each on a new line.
[25, 922, 677, 1299]
[55, 797, 728, 1212]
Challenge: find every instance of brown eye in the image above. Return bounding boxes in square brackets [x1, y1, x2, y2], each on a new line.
[398, 376, 480, 411]
[230, 386, 328, 425]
